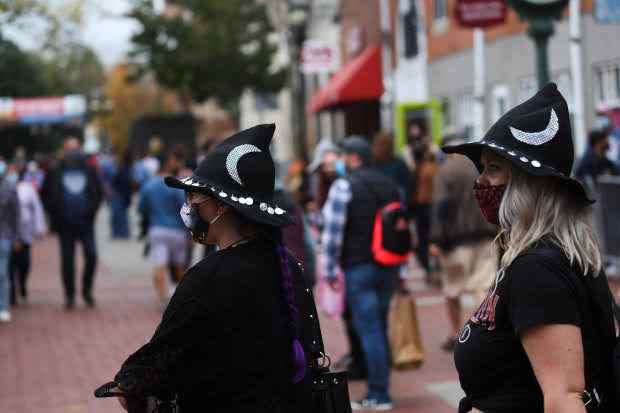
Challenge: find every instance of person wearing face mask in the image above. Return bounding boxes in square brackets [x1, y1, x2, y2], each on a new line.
[0, 158, 19, 322]
[575, 129, 619, 181]
[321, 135, 401, 410]
[95, 124, 322, 413]
[41, 137, 103, 309]
[6, 164, 46, 306]
[137, 149, 188, 310]
[442, 83, 618, 413]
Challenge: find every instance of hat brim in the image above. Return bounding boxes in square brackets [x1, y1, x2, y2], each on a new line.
[442, 142, 595, 204]
[164, 175, 297, 228]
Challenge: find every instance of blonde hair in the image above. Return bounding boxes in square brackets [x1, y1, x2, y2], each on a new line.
[497, 165, 601, 277]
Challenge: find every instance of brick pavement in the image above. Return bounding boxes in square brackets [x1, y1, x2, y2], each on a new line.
[0, 207, 470, 413]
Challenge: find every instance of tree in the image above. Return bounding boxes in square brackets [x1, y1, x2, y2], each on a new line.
[0, 36, 47, 97]
[128, 0, 288, 119]
[0, 0, 83, 51]
[99, 63, 177, 150]
[34, 43, 105, 97]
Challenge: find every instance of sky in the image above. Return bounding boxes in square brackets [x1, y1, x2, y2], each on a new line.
[3, 0, 165, 67]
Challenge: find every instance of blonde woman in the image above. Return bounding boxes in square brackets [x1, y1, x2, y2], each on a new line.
[444, 83, 617, 413]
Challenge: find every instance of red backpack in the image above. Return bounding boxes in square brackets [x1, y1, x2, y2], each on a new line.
[352, 174, 413, 266]
[371, 201, 412, 266]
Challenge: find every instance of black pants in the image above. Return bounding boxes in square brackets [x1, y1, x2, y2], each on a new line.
[59, 227, 97, 301]
[9, 243, 30, 301]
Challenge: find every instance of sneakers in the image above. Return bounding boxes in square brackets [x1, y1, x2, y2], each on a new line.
[351, 397, 393, 411]
[0, 310, 11, 323]
[82, 292, 95, 308]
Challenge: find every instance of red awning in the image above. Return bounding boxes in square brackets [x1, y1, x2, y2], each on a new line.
[306, 45, 383, 113]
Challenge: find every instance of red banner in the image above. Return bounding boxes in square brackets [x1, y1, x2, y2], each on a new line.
[455, 0, 507, 28]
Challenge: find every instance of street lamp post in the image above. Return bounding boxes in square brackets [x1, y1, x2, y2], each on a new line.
[288, 0, 310, 162]
[505, 0, 569, 89]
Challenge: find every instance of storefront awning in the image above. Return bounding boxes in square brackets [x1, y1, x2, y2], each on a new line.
[306, 45, 383, 113]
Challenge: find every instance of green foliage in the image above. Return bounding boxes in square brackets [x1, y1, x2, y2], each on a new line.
[128, 0, 288, 115]
[0, 36, 47, 96]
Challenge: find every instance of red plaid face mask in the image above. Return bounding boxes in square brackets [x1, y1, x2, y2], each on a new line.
[472, 182, 507, 226]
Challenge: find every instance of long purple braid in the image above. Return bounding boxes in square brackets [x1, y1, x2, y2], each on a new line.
[275, 243, 307, 384]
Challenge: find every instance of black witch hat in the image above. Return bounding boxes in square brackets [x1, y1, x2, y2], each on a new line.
[443, 82, 593, 203]
[165, 124, 296, 227]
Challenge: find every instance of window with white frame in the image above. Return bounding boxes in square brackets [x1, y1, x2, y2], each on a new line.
[491, 84, 510, 123]
[594, 61, 620, 107]
[457, 93, 475, 141]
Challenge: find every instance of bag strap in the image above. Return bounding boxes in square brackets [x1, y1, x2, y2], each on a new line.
[286, 248, 326, 360]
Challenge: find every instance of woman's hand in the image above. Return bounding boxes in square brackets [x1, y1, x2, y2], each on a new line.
[520, 324, 587, 413]
[117, 396, 128, 411]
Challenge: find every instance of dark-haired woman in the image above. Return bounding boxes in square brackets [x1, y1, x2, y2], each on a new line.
[95, 124, 322, 412]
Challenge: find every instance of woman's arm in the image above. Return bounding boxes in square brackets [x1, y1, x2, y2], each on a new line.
[520, 324, 586, 413]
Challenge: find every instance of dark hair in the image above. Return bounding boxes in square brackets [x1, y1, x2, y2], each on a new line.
[588, 129, 607, 147]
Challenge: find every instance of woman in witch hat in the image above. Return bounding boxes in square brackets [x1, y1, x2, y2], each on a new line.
[94, 124, 323, 412]
[445, 83, 617, 413]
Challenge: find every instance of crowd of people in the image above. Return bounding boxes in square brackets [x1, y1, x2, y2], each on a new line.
[1, 83, 619, 412]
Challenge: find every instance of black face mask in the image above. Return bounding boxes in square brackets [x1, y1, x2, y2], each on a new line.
[179, 203, 221, 243]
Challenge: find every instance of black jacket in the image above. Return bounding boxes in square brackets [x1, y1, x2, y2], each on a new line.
[341, 166, 400, 268]
[41, 158, 103, 233]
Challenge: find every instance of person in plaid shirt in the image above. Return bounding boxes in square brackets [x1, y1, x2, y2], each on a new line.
[321, 136, 401, 411]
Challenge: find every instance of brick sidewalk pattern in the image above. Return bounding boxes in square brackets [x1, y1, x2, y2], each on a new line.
[0, 208, 474, 413]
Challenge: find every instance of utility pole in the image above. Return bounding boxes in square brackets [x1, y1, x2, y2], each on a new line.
[569, 0, 586, 158]
[473, 28, 485, 141]
[506, 0, 569, 89]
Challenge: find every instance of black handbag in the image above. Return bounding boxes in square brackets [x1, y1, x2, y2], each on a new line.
[310, 354, 352, 413]
[296, 254, 352, 413]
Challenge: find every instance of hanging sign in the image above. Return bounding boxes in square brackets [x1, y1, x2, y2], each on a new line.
[300, 40, 338, 74]
[455, 0, 507, 28]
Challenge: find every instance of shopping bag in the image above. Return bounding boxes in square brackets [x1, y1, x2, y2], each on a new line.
[315, 252, 345, 318]
[389, 295, 424, 370]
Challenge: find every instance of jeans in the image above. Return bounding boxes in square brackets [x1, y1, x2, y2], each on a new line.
[59, 227, 97, 301]
[110, 195, 130, 238]
[10, 243, 31, 301]
[344, 262, 399, 403]
[0, 239, 12, 311]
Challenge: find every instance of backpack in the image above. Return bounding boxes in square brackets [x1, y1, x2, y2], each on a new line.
[371, 201, 413, 266]
[351, 174, 413, 266]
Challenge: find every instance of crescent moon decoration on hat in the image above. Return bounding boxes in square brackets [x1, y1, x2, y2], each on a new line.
[441, 82, 594, 204]
[226, 144, 261, 186]
[164, 123, 296, 227]
[510, 109, 559, 146]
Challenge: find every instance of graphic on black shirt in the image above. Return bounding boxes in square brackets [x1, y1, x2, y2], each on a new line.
[470, 291, 500, 331]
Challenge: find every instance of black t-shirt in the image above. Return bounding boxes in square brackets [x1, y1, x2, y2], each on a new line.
[454, 242, 615, 413]
[107, 240, 319, 413]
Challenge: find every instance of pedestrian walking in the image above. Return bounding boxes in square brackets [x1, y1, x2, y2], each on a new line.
[406, 126, 439, 283]
[95, 124, 319, 412]
[110, 151, 133, 239]
[137, 150, 188, 309]
[445, 83, 617, 412]
[0, 158, 19, 322]
[429, 127, 498, 352]
[7, 164, 46, 305]
[41, 137, 103, 309]
[321, 135, 401, 410]
[372, 131, 412, 202]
